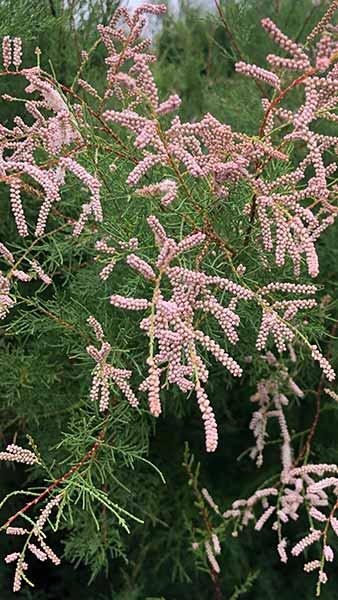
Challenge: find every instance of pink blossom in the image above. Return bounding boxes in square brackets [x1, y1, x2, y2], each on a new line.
[235, 61, 281, 89]
[13, 38, 22, 69]
[291, 530, 322, 556]
[2, 36, 12, 69]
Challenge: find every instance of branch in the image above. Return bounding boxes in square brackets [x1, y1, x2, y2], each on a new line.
[1, 424, 107, 530]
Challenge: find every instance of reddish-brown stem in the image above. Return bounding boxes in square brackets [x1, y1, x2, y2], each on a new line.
[258, 68, 316, 138]
[26, 303, 87, 338]
[1, 425, 107, 530]
[244, 68, 316, 244]
[295, 322, 337, 465]
[54, 79, 133, 158]
[296, 381, 322, 465]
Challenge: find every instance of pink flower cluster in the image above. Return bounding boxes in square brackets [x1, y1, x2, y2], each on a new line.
[205, 538, 221, 573]
[136, 179, 178, 207]
[29, 260, 52, 285]
[1, 36, 22, 69]
[95, 238, 117, 281]
[0, 64, 102, 238]
[5, 495, 62, 592]
[110, 216, 251, 452]
[0, 272, 15, 320]
[0, 251, 53, 320]
[249, 353, 304, 474]
[222, 462, 338, 588]
[256, 283, 318, 354]
[0, 443, 37, 465]
[97, 3, 165, 106]
[251, 21, 338, 278]
[96, 9, 338, 280]
[235, 61, 281, 89]
[108, 207, 335, 448]
[86, 316, 138, 411]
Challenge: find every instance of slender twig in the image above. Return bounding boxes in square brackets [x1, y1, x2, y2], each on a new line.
[214, 0, 266, 95]
[214, 0, 244, 61]
[1, 424, 107, 530]
[295, 6, 318, 43]
[295, 321, 337, 465]
[244, 67, 316, 244]
[183, 457, 223, 600]
[258, 69, 316, 138]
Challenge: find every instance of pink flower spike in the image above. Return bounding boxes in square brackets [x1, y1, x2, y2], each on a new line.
[126, 254, 156, 280]
[13, 38, 22, 68]
[2, 36, 12, 69]
[235, 61, 281, 89]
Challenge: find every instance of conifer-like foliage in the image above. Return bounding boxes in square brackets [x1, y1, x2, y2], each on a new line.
[0, 1, 337, 598]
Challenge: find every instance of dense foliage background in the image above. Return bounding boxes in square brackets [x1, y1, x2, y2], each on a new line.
[0, 1, 337, 598]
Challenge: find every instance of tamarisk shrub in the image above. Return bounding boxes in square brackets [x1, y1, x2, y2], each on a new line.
[0, 0, 337, 597]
